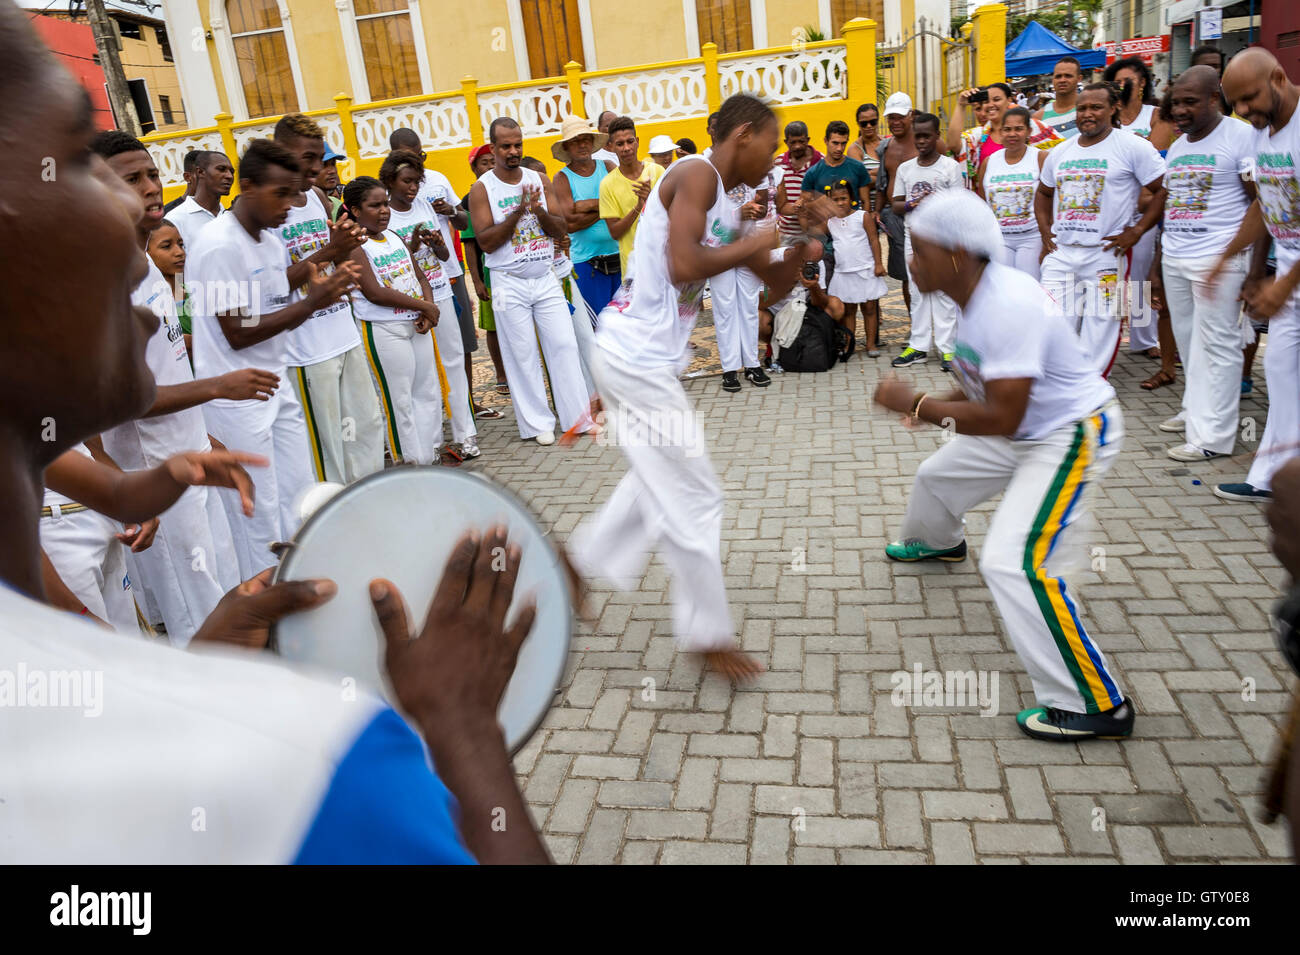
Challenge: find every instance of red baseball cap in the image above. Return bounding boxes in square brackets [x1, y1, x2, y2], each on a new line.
[467, 143, 492, 167]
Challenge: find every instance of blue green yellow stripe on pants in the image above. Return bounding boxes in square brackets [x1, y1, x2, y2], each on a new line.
[1022, 413, 1122, 714]
[293, 366, 328, 481]
[361, 321, 403, 460]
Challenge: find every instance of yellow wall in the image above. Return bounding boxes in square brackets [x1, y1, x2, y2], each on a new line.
[286, 0, 352, 110]
[120, 28, 186, 132]
[765, 0, 818, 48]
[589, 0, 686, 68]
[422, 0, 516, 89]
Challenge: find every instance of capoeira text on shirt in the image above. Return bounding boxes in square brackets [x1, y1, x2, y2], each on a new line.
[1054, 158, 1107, 233]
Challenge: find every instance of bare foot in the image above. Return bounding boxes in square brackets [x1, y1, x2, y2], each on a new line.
[555, 543, 592, 622]
[703, 649, 765, 683]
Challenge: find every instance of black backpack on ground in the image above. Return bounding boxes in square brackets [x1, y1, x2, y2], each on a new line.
[779, 304, 848, 373]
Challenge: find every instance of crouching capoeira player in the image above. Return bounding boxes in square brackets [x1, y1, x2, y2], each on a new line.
[1208, 48, 1300, 503]
[876, 190, 1134, 741]
[468, 118, 590, 446]
[1036, 82, 1166, 377]
[188, 139, 360, 577]
[568, 94, 823, 681]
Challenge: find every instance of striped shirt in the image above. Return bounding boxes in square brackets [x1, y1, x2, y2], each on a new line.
[776, 147, 823, 240]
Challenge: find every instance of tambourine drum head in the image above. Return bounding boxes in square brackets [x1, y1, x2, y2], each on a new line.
[273, 467, 571, 753]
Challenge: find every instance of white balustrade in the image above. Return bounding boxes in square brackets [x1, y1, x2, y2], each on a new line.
[478, 84, 571, 139]
[582, 65, 708, 124]
[146, 131, 225, 190]
[231, 121, 279, 152]
[718, 46, 848, 104]
[352, 98, 472, 158]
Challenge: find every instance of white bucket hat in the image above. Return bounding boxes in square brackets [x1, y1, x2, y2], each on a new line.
[552, 115, 609, 163]
[647, 134, 677, 155]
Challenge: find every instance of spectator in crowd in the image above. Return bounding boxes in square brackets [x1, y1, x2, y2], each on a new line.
[599, 115, 666, 275]
[551, 115, 621, 314]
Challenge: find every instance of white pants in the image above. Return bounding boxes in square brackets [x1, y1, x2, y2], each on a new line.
[128, 485, 240, 646]
[491, 270, 591, 439]
[711, 266, 762, 372]
[1247, 297, 1300, 491]
[1041, 244, 1124, 377]
[998, 231, 1042, 280]
[563, 272, 599, 397]
[569, 349, 734, 651]
[899, 403, 1126, 714]
[431, 292, 478, 446]
[289, 343, 384, 485]
[202, 386, 314, 578]
[906, 251, 957, 355]
[1164, 252, 1247, 455]
[360, 319, 443, 466]
[41, 507, 138, 635]
[1125, 229, 1160, 352]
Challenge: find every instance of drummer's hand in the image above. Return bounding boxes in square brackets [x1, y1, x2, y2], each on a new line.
[370, 526, 536, 737]
[191, 568, 337, 650]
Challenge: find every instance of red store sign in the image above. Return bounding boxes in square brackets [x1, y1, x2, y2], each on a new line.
[1099, 35, 1172, 65]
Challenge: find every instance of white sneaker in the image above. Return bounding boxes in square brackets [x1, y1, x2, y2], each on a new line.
[1158, 414, 1185, 433]
[1167, 442, 1226, 462]
[535, 430, 556, 446]
[461, 437, 481, 458]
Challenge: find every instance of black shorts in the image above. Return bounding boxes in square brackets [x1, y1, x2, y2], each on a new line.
[879, 206, 907, 282]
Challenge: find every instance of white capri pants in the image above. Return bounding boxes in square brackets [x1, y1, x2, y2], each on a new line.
[906, 251, 958, 356]
[899, 401, 1126, 714]
[41, 506, 138, 634]
[711, 266, 762, 373]
[491, 270, 591, 439]
[290, 342, 384, 485]
[360, 318, 443, 466]
[202, 385, 314, 579]
[1163, 252, 1247, 456]
[998, 230, 1042, 280]
[1246, 297, 1300, 492]
[430, 291, 478, 447]
[1040, 244, 1125, 377]
[1126, 229, 1160, 352]
[569, 348, 734, 652]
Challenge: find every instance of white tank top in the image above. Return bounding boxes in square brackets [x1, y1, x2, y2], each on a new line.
[1122, 103, 1156, 139]
[597, 154, 740, 369]
[276, 189, 360, 366]
[353, 230, 423, 323]
[982, 148, 1040, 235]
[479, 167, 554, 278]
[387, 197, 452, 299]
[826, 211, 874, 272]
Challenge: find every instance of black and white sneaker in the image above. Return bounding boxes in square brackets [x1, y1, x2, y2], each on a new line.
[1016, 698, 1136, 742]
[744, 366, 771, 387]
[721, 371, 742, 393]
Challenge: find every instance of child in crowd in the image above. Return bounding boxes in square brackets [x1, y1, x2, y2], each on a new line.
[824, 179, 887, 360]
[383, 149, 479, 460]
[344, 176, 446, 466]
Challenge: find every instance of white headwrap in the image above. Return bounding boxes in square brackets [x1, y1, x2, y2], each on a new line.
[907, 188, 1005, 262]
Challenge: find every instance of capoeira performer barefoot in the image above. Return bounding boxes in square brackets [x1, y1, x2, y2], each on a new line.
[875, 190, 1134, 741]
[568, 94, 823, 682]
[1035, 83, 1166, 377]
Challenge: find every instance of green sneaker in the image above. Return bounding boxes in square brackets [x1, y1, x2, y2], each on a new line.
[884, 538, 968, 562]
[1016, 698, 1135, 742]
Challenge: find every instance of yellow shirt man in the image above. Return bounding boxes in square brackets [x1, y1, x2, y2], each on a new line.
[599, 160, 665, 274]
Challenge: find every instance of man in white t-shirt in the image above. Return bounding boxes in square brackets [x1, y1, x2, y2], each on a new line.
[891, 112, 963, 371]
[273, 114, 384, 485]
[170, 149, 233, 257]
[467, 117, 589, 445]
[1150, 67, 1257, 464]
[188, 139, 360, 577]
[91, 131, 284, 644]
[876, 190, 1133, 742]
[1208, 48, 1300, 503]
[1036, 83, 1167, 376]
[592, 110, 619, 165]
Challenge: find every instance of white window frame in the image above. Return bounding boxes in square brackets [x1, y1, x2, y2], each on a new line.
[338, 0, 432, 104]
[210, 0, 307, 120]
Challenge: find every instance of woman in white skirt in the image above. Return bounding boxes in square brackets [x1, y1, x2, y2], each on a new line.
[824, 179, 888, 359]
[975, 107, 1045, 279]
[345, 176, 446, 467]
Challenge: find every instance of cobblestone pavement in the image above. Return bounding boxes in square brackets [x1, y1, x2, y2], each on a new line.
[461, 281, 1296, 864]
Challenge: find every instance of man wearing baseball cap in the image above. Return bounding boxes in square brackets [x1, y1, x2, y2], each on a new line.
[878, 92, 918, 319]
[317, 144, 346, 219]
[551, 115, 621, 313]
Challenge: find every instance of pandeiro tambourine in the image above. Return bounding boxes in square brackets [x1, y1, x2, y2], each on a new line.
[272, 467, 571, 753]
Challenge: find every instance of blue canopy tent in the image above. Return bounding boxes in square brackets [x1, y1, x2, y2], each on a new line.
[1005, 21, 1106, 77]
